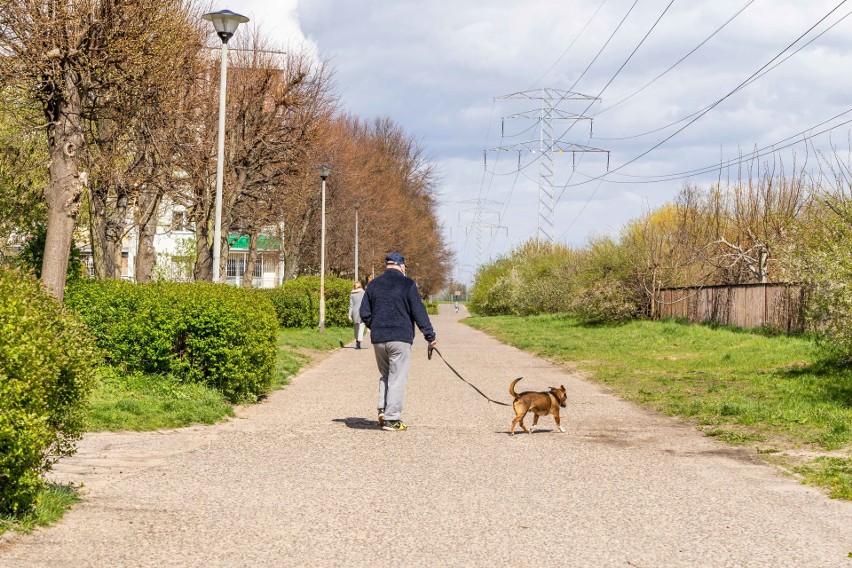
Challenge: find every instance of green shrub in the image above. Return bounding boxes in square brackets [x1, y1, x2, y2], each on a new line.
[264, 275, 352, 328]
[424, 301, 439, 315]
[10, 225, 85, 283]
[0, 266, 97, 516]
[65, 280, 278, 402]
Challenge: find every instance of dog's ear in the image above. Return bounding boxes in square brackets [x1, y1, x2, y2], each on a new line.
[561, 385, 566, 391]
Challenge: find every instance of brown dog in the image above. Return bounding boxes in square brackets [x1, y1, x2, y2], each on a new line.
[509, 377, 567, 435]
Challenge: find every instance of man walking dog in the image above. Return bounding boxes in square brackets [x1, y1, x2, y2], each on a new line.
[360, 252, 437, 431]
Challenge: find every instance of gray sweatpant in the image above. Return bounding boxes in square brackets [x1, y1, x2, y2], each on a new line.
[373, 341, 412, 421]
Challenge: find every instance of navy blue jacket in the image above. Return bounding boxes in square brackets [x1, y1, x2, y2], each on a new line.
[360, 268, 436, 344]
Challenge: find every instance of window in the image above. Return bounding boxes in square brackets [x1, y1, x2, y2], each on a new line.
[226, 257, 245, 278]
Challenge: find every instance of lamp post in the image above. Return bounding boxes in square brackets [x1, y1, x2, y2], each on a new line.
[202, 9, 249, 282]
[354, 202, 361, 282]
[318, 166, 331, 331]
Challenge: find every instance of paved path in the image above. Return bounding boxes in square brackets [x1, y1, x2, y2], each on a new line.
[1, 306, 851, 567]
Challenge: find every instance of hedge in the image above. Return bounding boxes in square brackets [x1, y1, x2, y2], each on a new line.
[264, 275, 353, 328]
[65, 280, 278, 403]
[0, 266, 98, 515]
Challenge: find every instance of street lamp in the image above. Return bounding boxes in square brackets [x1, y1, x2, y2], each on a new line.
[354, 201, 362, 282]
[202, 9, 249, 282]
[318, 165, 331, 331]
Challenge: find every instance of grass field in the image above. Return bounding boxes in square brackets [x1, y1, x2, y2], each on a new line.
[466, 315, 852, 499]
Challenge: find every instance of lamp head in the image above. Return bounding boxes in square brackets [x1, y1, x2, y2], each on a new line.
[319, 165, 332, 180]
[202, 10, 249, 44]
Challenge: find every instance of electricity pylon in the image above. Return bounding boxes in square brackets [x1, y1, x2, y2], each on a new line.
[457, 198, 507, 266]
[488, 87, 609, 244]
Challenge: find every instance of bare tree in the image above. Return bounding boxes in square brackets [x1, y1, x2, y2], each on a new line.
[0, 0, 200, 299]
[171, 30, 335, 283]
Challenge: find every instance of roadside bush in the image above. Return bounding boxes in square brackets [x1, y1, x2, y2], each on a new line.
[468, 241, 579, 316]
[65, 280, 278, 402]
[264, 275, 352, 328]
[791, 193, 852, 359]
[0, 266, 97, 515]
[468, 258, 515, 316]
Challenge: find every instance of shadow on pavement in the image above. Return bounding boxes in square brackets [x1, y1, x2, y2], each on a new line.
[332, 417, 380, 430]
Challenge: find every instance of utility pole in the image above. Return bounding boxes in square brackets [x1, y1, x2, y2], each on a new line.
[457, 198, 507, 266]
[488, 87, 609, 244]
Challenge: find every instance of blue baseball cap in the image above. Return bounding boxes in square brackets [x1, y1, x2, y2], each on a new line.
[385, 252, 405, 265]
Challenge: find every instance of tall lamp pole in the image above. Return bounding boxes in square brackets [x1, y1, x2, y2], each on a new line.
[354, 202, 360, 282]
[202, 9, 248, 282]
[319, 166, 331, 331]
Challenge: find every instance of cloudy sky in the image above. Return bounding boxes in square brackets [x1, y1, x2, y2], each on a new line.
[228, 0, 852, 283]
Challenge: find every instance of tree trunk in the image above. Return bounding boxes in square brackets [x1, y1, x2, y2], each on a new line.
[89, 182, 129, 279]
[88, 181, 110, 279]
[135, 188, 163, 283]
[193, 211, 213, 281]
[107, 186, 129, 278]
[242, 232, 258, 289]
[41, 72, 86, 301]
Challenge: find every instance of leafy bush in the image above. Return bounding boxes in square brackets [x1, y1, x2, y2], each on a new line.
[468, 239, 641, 323]
[65, 280, 278, 402]
[10, 225, 85, 283]
[264, 275, 352, 328]
[469, 241, 580, 317]
[791, 194, 852, 359]
[0, 266, 97, 515]
[424, 301, 439, 315]
[468, 258, 516, 316]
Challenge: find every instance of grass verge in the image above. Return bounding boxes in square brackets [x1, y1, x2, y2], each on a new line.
[465, 314, 852, 499]
[273, 326, 354, 388]
[87, 327, 354, 431]
[0, 484, 80, 537]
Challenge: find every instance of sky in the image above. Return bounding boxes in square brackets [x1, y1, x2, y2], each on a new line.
[224, 0, 852, 283]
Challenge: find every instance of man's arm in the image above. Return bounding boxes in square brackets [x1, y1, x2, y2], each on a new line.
[359, 291, 373, 328]
[408, 282, 436, 344]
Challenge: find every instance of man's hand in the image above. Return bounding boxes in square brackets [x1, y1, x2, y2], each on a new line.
[429, 340, 437, 349]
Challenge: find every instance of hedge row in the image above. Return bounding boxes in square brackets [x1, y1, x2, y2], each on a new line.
[65, 280, 278, 403]
[264, 275, 353, 328]
[0, 267, 98, 515]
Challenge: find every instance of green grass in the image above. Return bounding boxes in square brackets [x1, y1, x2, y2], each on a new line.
[87, 326, 354, 430]
[0, 484, 80, 536]
[466, 314, 852, 498]
[794, 458, 852, 500]
[86, 366, 234, 431]
[273, 326, 353, 388]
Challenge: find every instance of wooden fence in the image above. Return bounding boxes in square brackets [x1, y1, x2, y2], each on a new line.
[656, 283, 804, 332]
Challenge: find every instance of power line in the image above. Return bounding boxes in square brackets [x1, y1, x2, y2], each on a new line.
[554, 0, 677, 144]
[572, 111, 852, 185]
[558, 0, 851, 190]
[528, 0, 608, 89]
[594, 4, 852, 141]
[566, 0, 639, 94]
[594, 0, 755, 116]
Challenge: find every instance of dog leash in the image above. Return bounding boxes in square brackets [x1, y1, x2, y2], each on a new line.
[428, 346, 512, 407]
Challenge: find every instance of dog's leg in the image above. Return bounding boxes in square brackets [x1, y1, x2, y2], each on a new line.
[511, 413, 524, 436]
[517, 413, 530, 434]
[553, 411, 565, 433]
[531, 413, 540, 433]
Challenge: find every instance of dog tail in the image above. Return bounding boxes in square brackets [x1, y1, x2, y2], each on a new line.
[509, 377, 523, 400]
